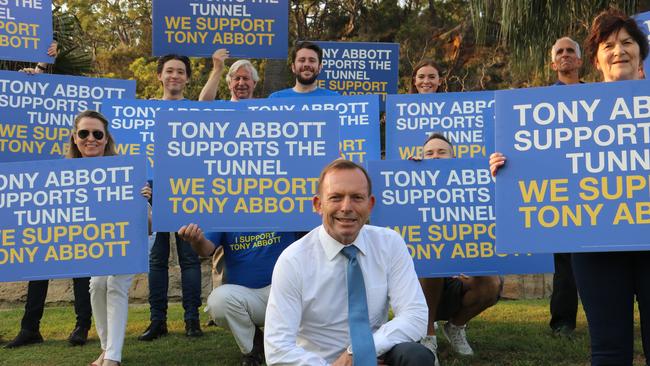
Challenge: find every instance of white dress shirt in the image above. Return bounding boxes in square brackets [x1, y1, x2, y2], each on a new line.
[264, 225, 427, 365]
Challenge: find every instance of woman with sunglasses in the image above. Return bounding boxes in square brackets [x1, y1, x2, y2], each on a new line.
[490, 9, 649, 365]
[67, 110, 152, 366]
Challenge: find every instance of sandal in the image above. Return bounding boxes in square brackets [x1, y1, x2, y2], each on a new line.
[89, 351, 105, 366]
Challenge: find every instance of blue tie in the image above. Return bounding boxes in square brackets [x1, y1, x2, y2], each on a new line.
[341, 245, 376, 366]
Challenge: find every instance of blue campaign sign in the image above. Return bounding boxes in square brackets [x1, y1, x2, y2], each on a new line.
[635, 11, 650, 79]
[152, 110, 340, 232]
[495, 80, 650, 254]
[0, 0, 53, 63]
[0, 70, 136, 162]
[385, 91, 495, 160]
[313, 41, 399, 103]
[368, 159, 553, 277]
[242, 95, 380, 164]
[152, 0, 288, 59]
[102, 99, 240, 180]
[0, 155, 149, 282]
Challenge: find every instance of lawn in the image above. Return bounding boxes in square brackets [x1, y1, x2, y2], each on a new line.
[0, 299, 646, 365]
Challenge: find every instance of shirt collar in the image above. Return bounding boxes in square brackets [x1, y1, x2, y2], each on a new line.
[318, 225, 368, 261]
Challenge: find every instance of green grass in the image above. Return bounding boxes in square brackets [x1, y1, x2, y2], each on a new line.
[0, 300, 646, 365]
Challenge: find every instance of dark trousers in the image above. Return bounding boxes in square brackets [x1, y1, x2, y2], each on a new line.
[573, 251, 650, 366]
[382, 342, 437, 366]
[148, 232, 201, 321]
[550, 253, 578, 330]
[21, 278, 92, 332]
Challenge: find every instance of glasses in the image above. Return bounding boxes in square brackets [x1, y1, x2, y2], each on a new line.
[77, 129, 105, 140]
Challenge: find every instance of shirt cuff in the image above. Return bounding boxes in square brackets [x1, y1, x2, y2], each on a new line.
[373, 332, 392, 357]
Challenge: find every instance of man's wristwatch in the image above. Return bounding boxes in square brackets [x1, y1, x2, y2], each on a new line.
[36, 64, 47, 71]
[346, 345, 353, 355]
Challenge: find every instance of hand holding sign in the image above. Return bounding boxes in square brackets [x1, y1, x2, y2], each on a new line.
[488, 152, 505, 177]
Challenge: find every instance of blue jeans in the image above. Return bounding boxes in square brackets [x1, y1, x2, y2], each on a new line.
[573, 251, 650, 366]
[148, 232, 201, 321]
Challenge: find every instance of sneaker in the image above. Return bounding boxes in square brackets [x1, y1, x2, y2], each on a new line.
[442, 322, 474, 356]
[420, 335, 440, 366]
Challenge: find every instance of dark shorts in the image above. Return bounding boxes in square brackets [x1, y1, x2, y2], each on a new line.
[434, 276, 504, 321]
[435, 277, 464, 321]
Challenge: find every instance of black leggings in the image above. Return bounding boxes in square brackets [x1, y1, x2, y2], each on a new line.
[572, 251, 650, 365]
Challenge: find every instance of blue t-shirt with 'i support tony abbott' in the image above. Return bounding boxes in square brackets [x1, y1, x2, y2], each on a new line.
[206, 231, 299, 288]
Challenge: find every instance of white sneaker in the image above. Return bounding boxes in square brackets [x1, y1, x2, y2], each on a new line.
[442, 322, 474, 356]
[420, 335, 440, 366]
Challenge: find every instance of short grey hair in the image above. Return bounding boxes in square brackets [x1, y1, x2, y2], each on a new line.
[226, 60, 260, 84]
[551, 37, 581, 59]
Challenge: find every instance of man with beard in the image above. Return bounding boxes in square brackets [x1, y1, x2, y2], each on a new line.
[269, 41, 339, 98]
[547, 37, 582, 339]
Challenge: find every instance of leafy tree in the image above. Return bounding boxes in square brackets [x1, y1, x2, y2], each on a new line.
[0, 6, 92, 75]
[469, 0, 645, 84]
[56, 0, 151, 57]
[51, 7, 93, 75]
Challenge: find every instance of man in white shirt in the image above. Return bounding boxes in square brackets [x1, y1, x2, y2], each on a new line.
[264, 159, 434, 365]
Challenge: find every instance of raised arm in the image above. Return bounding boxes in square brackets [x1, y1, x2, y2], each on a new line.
[198, 48, 229, 101]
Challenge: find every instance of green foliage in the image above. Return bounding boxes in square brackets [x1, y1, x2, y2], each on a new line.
[0, 6, 92, 75]
[56, 0, 152, 77]
[57, 0, 151, 52]
[51, 8, 93, 75]
[51, 0, 649, 92]
[128, 57, 209, 100]
[128, 57, 160, 99]
[0, 303, 241, 365]
[469, 0, 641, 83]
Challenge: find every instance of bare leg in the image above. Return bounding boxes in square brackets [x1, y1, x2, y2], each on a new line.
[91, 352, 104, 366]
[449, 276, 501, 326]
[419, 278, 444, 335]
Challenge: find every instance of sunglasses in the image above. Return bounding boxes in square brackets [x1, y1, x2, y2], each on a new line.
[77, 129, 105, 140]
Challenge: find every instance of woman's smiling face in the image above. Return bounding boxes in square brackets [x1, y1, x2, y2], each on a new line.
[595, 28, 642, 82]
